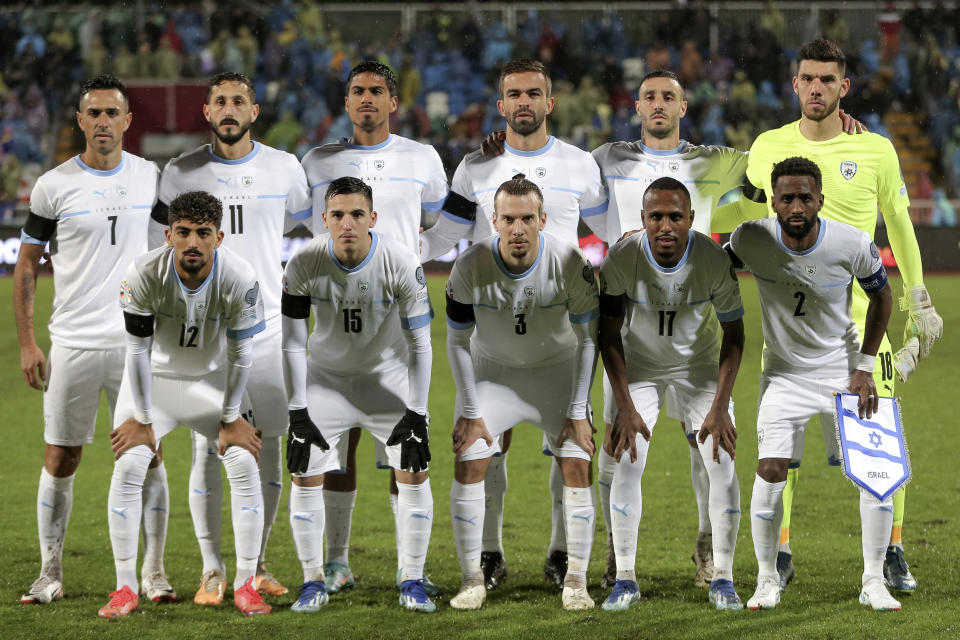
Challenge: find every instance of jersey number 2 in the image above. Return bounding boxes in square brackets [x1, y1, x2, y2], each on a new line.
[793, 291, 806, 317]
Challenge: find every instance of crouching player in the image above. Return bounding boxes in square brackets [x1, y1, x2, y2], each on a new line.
[101, 191, 270, 617]
[280, 177, 436, 613]
[446, 174, 599, 611]
[598, 177, 746, 611]
[728, 157, 900, 611]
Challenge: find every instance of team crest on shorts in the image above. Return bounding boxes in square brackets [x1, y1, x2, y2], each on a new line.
[536, 166, 546, 178]
[359, 280, 369, 293]
[840, 161, 858, 180]
[375, 159, 385, 171]
[523, 285, 536, 298]
[242, 176, 254, 187]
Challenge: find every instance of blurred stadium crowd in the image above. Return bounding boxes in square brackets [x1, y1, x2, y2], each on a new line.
[1, 1, 959, 225]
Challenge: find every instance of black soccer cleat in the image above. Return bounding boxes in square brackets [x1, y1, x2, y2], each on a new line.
[480, 551, 507, 591]
[776, 551, 795, 591]
[883, 545, 917, 592]
[543, 550, 568, 590]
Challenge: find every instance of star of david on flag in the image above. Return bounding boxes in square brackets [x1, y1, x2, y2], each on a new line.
[833, 394, 911, 500]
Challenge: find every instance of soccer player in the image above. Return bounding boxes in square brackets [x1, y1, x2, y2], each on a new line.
[728, 156, 900, 611]
[14, 75, 172, 606]
[100, 190, 270, 618]
[446, 175, 599, 611]
[423, 58, 609, 591]
[598, 177, 745, 611]
[150, 71, 311, 602]
[300, 61, 447, 596]
[746, 39, 943, 592]
[280, 177, 436, 613]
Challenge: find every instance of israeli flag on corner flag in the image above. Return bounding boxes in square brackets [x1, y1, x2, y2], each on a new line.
[834, 394, 911, 501]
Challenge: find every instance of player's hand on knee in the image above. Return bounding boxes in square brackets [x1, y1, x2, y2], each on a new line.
[19, 343, 47, 390]
[838, 108, 867, 134]
[452, 415, 492, 460]
[901, 285, 943, 360]
[480, 130, 506, 156]
[611, 407, 649, 463]
[110, 417, 156, 459]
[698, 406, 737, 462]
[285, 408, 328, 474]
[387, 408, 431, 472]
[848, 371, 879, 420]
[219, 415, 263, 462]
[557, 418, 596, 457]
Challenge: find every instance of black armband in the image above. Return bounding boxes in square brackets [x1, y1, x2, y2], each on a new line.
[441, 191, 477, 222]
[723, 243, 744, 269]
[445, 294, 475, 324]
[124, 312, 155, 337]
[741, 179, 766, 204]
[281, 292, 311, 319]
[599, 293, 625, 318]
[23, 211, 56, 242]
[150, 202, 169, 225]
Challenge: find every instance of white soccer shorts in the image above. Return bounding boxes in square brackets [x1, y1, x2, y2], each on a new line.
[43, 343, 124, 446]
[756, 371, 849, 461]
[456, 352, 592, 462]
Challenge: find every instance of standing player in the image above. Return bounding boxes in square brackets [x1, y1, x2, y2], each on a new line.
[746, 39, 943, 592]
[100, 191, 270, 618]
[446, 175, 599, 611]
[300, 61, 447, 595]
[14, 75, 172, 606]
[598, 178, 745, 611]
[728, 157, 900, 611]
[280, 177, 436, 613]
[423, 58, 609, 591]
[150, 71, 312, 602]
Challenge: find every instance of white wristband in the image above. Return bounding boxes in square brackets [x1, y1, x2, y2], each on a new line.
[854, 352, 876, 373]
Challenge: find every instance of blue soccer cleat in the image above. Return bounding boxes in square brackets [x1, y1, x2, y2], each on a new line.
[291, 581, 328, 613]
[709, 578, 744, 610]
[399, 579, 436, 613]
[395, 569, 441, 597]
[601, 579, 640, 611]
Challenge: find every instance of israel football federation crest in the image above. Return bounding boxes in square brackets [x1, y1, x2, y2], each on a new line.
[523, 285, 536, 298]
[535, 166, 546, 178]
[668, 162, 680, 173]
[840, 161, 858, 180]
[242, 176, 254, 187]
[803, 264, 817, 276]
[359, 280, 369, 293]
[375, 159, 385, 171]
[833, 393, 910, 501]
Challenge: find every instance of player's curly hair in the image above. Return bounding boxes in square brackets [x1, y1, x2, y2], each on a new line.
[207, 71, 256, 103]
[347, 61, 398, 97]
[771, 156, 823, 191]
[499, 58, 551, 97]
[798, 38, 846, 75]
[644, 176, 691, 207]
[325, 176, 373, 208]
[494, 173, 544, 213]
[79, 74, 129, 111]
[168, 191, 223, 229]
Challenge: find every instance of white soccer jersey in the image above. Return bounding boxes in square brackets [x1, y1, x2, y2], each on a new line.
[158, 142, 311, 326]
[729, 217, 886, 377]
[282, 230, 433, 375]
[445, 231, 599, 368]
[592, 140, 747, 239]
[120, 245, 265, 377]
[300, 134, 448, 255]
[600, 231, 743, 380]
[446, 136, 609, 245]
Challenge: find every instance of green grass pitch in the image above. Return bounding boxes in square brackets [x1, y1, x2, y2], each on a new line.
[0, 273, 957, 639]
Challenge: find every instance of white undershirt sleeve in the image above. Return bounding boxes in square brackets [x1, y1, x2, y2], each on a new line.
[403, 324, 432, 415]
[419, 215, 473, 262]
[446, 325, 479, 419]
[567, 318, 598, 420]
[222, 336, 253, 423]
[125, 332, 154, 424]
[281, 314, 309, 411]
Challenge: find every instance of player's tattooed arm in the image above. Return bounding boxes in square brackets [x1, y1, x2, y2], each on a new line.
[13, 242, 46, 389]
[699, 318, 745, 461]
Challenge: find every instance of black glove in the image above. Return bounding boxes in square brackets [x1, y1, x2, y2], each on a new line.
[286, 408, 329, 474]
[386, 409, 430, 472]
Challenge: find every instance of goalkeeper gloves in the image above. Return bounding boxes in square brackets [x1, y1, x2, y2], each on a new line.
[286, 408, 329, 474]
[900, 285, 943, 360]
[894, 337, 920, 383]
[387, 409, 430, 472]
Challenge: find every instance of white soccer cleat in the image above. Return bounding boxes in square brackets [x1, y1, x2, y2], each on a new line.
[692, 532, 714, 588]
[860, 577, 901, 611]
[449, 582, 485, 610]
[141, 571, 177, 603]
[747, 575, 781, 610]
[561, 586, 595, 610]
[21, 575, 64, 605]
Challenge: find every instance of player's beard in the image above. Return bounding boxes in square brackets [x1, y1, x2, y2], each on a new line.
[211, 119, 251, 145]
[178, 251, 207, 275]
[801, 94, 840, 122]
[778, 214, 816, 240]
[641, 113, 676, 140]
[507, 109, 544, 136]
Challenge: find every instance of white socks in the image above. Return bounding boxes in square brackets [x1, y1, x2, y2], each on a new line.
[750, 474, 786, 578]
[610, 437, 648, 583]
[141, 462, 169, 576]
[696, 435, 740, 582]
[547, 461, 566, 554]
[451, 479, 484, 582]
[290, 483, 325, 582]
[37, 467, 74, 579]
[482, 453, 507, 555]
[690, 441, 712, 534]
[597, 446, 615, 545]
[221, 446, 264, 590]
[258, 434, 283, 564]
[563, 486, 595, 589]
[324, 488, 357, 566]
[107, 445, 153, 592]
[390, 491, 401, 571]
[861, 489, 895, 580]
[397, 480, 433, 582]
[189, 432, 224, 574]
